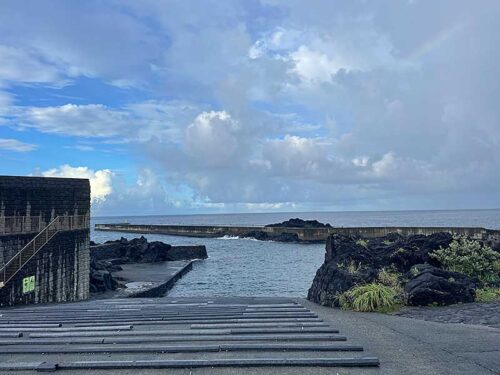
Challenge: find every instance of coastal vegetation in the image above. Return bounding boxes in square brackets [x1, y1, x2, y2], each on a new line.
[339, 283, 399, 312]
[475, 287, 500, 302]
[308, 232, 500, 312]
[430, 237, 500, 283]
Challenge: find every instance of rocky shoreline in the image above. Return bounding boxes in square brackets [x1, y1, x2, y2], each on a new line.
[89, 236, 207, 295]
[308, 231, 499, 310]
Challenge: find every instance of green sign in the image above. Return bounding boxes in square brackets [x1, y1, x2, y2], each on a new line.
[22, 276, 35, 294]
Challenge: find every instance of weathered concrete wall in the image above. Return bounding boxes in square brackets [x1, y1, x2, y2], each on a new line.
[95, 223, 500, 243]
[0, 176, 90, 306]
[0, 230, 89, 306]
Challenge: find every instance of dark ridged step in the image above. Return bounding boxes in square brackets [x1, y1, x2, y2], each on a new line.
[55, 357, 380, 369]
[0, 333, 347, 346]
[0, 343, 364, 354]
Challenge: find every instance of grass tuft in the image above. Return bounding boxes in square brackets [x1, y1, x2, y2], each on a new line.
[337, 259, 363, 274]
[355, 239, 369, 248]
[339, 282, 399, 312]
[475, 287, 500, 302]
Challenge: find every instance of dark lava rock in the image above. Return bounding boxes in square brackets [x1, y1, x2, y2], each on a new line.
[166, 245, 208, 261]
[243, 231, 300, 242]
[405, 264, 477, 306]
[324, 232, 453, 273]
[308, 232, 455, 306]
[266, 218, 332, 228]
[89, 236, 207, 294]
[307, 263, 376, 306]
[90, 269, 117, 293]
[90, 236, 173, 263]
[89, 259, 121, 293]
[90, 236, 208, 263]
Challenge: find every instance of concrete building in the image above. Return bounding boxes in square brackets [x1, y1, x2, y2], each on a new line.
[0, 176, 90, 306]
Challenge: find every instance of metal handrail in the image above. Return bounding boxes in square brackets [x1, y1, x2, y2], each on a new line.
[1, 215, 49, 235]
[0, 215, 89, 288]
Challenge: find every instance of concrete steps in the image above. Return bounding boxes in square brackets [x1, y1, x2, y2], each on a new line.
[0, 297, 380, 372]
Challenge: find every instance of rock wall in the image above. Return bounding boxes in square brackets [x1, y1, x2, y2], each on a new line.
[0, 176, 90, 306]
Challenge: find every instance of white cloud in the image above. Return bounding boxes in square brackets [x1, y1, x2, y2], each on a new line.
[21, 104, 129, 138]
[11, 100, 201, 143]
[2, 1, 500, 211]
[0, 2, 164, 88]
[289, 45, 346, 84]
[263, 135, 327, 176]
[0, 138, 37, 152]
[0, 45, 62, 84]
[42, 165, 113, 202]
[184, 111, 241, 167]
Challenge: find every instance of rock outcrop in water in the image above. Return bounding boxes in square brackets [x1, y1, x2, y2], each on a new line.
[266, 218, 332, 228]
[307, 232, 485, 307]
[236, 218, 332, 243]
[242, 230, 300, 242]
[89, 237, 207, 293]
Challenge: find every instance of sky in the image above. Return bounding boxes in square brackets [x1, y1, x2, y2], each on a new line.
[0, 0, 499, 216]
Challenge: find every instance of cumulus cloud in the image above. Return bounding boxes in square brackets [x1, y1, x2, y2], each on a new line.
[0, 138, 37, 152]
[2, 1, 500, 211]
[42, 165, 113, 202]
[184, 111, 241, 167]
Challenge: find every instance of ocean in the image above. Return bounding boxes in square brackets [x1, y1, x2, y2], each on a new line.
[91, 209, 500, 297]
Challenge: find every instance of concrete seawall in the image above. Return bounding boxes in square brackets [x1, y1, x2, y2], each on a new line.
[95, 223, 500, 243]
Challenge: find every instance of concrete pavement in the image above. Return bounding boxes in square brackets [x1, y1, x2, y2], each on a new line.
[0, 297, 498, 374]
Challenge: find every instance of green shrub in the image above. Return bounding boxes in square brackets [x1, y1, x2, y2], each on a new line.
[377, 268, 404, 303]
[395, 247, 406, 255]
[377, 268, 401, 288]
[410, 265, 420, 277]
[337, 259, 363, 274]
[475, 287, 500, 302]
[356, 239, 369, 248]
[339, 283, 398, 312]
[382, 239, 393, 245]
[319, 291, 340, 306]
[431, 238, 500, 283]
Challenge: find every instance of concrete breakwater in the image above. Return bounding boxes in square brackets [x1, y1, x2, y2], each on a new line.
[95, 223, 500, 243]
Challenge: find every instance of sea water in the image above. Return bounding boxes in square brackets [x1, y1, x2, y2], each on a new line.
[91, 209, 500, 297]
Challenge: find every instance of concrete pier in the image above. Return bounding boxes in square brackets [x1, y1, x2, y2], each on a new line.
[95, 223, 500, 243]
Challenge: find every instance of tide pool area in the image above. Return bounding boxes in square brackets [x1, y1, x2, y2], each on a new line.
[92, 230, 324, 298]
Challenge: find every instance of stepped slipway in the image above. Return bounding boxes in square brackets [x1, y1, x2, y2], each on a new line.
[0, 297, 379, 373]
[95, 223, 500, 243]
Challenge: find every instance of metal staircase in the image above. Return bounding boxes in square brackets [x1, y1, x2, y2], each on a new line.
[0, 215, 89, 288]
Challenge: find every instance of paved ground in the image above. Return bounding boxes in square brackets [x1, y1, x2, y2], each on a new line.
[302, 299, 500, 375]
[393, 301, 500, 328]
[0, 297, 498, 374]
[92, 260, 194, 299]
[113, 260, 193, 297]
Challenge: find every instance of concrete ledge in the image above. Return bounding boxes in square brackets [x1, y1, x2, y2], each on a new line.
[112, 260, 195, 299]
[95, 223, 500, 242]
